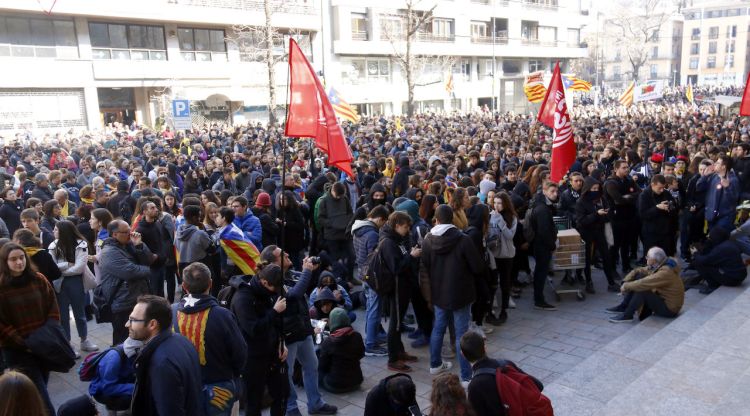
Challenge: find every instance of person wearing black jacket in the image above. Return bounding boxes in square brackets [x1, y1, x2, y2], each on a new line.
[135, 201, 169, 297]
[229, 264, 289, 416]
[251, 192, 279, 249]
[0, 187, 23, 236]
[529, 182, 559, 311]
[682, 159, 710, 260]
[604, 160, 641, 274]
[558, 173, 584, 285]
[460, 331, 544, 416]
[392, 156, 414, 198]
[318, 307, 365, 393]
[380, 212, 421, 373]
[12, 228, 61, 284]
[638, 175, 677, 256]
[107, 181, 135, 220]
[575, 177, 619, 294]
[363, 373, 419, 416]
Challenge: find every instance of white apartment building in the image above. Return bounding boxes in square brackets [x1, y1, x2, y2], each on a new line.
[600, 14, 683, 88]
[0, 0, 588, 132]
[326, 0, 589, 115]
[680, 1, 750, 86]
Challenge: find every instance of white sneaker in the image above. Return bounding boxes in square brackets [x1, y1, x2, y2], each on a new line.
[430, 361, 453, 375]
[81, 339, 99, 352]
[441, 345, 456, 359]
[470, 323, 487, 339]
[479, 325, 494, 335]
[70, 343, 81, 359]
[509, 298, 517, 309]
[461, 380, 470, 389]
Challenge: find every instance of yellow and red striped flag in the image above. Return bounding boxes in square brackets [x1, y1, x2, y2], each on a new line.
[686, 82, 694, 104]
[327, 87, 360, 123]
[524, 71, 547, 103]
[219, 223, 261, 275]
[619, 81, 635, 106]
[445, 73, 454, 94]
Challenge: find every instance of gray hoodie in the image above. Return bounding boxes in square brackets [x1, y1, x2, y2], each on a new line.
[174, 223, 213, 264]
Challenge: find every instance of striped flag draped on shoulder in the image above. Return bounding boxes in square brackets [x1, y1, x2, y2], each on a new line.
[219, 223, 261, 276]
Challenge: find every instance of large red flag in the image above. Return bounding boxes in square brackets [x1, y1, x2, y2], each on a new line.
[741, 71, 750, 116]
[537, 62, 576, 182]
[285, 39, 353, 177]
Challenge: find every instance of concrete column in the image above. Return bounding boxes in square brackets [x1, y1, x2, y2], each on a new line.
[75, 17, 92, 60]
[83, 86, 101, 130]
[164, 23, 182, 61]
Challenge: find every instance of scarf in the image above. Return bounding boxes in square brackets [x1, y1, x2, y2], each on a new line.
[24, 247, 43, 258]
[81, 196, 94, 205]
[60, 201, 69, 217]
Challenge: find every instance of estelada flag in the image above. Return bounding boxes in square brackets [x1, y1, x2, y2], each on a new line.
[537, 62, 576, 183]
[686, 82, 694, 104]
[284, 38, 354, 178]
[741, 71, 750, 116]
[219, 223, 261, 276]
[619, 81, 635, 106]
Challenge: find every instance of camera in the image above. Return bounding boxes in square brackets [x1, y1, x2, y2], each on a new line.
[309, 256, 321, 265]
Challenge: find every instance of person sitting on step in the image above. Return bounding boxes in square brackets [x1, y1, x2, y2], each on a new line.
[689, 227, 748, 294]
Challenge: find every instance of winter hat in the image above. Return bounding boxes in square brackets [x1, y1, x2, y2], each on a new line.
[395, 199, 420, 224]
[650, 153, 664, 163]
[255, 192, 272, 207]
[428, 155, 441, 167]
[314, 287, 337, 308]
[479, 179, 496, 195]
[329, 307, 350, 332]
[57, 395, 98, 416]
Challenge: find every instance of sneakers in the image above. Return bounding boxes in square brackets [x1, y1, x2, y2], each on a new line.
[429, 361, 453, 375]
[308, 403, 338, 415]
[608, 314, 634, 323]
[605, 305, 626, 314]
[469, 323, 487, 339]
[534, 302, 557, 311]
[388, 361, 412, 372]
[509, 298, 517, 309]
[410, 337, 429, 348]
[397, 352, 419, 362]
[69, 343, 81, 359]
[485, 312, 507, 326]
[699, 284, 717, 295]
[441, 345, 456, 359]
[365, 346, 388, 357]
[80, 339, 99, 352]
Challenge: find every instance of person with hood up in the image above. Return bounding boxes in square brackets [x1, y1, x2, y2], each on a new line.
[607, 247, 684, 323]
[174, 205, 217, 294]
[309, 271, 356, 323]
[173, 262, 247, 416]
[88, 337, 143, 412]
[351, 205, 390, 356]
[364, 373, 419, 416]
[318, 307, 365, 394]
[575, 177, 620, 294]
[689, 226, 747, 294]
[308, 286, 338, 323]
[317, 182, 355, 282]
[420, 205, 484, 383]
[392, 156, 414, 198]
[242, 171, 267, 202]
[478, 178, 496, 204]
[252, 192, 280, 249]
[353, 183, 392, 222]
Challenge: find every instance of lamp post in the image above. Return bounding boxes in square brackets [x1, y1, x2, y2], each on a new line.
[673, 69, 677, 87]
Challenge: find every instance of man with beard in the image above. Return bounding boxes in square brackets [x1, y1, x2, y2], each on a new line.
[605, 160, 641, 274]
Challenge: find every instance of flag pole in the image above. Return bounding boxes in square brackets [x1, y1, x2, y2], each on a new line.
[279, 40, 293, 276]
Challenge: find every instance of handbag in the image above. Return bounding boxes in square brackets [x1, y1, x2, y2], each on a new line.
[93, 278, 124, 324]
[25, 319, 76, 373]
[82, 266, 98, 291]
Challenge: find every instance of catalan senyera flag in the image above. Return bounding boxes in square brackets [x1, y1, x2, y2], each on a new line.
[219, 223, 261, 275]
[445, 72, 454, 94]
[619, 81, 635, 106]
[327, 88, 360, 123]
[686, 83, 694, 104]
[562, 74, 592, 92]
[524, 71, 547, 103]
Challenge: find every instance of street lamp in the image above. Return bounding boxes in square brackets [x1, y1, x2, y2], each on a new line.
[673, 69, 677, 87]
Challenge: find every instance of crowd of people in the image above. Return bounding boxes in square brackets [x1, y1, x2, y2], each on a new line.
[0, 85, 748, 415]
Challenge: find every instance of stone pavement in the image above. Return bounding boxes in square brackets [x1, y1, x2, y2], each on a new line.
[48, 269, 632, 415]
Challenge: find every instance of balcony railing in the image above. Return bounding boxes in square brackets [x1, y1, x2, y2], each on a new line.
[416, 33, 455, 42]
[522, 0, 559, 10]
[167, 0, 317, 14]
[470, 31, 509, 44]
[352, 31, 368, 41]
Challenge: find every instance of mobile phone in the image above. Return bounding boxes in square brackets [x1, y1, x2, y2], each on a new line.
[408, 405, 423, 416]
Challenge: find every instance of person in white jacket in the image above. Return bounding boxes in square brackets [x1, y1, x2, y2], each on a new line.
[487, 192, 518, 325]
[49, 220, 99, 354]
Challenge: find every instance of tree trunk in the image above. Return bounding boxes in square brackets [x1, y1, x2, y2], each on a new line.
[406, 32, 415, 117]
[265, 0, 277, 126]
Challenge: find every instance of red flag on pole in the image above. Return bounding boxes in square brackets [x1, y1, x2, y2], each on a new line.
[741, 71, 750, 116]
[537, 62, 576, 182]
[285, 39, 354, 178]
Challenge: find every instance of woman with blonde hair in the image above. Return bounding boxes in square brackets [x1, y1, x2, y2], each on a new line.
[0, 371, 47, 416]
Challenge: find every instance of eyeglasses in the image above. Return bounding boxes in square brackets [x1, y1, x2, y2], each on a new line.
[128, 317, 147, 324]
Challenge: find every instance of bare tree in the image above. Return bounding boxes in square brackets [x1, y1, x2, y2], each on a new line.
[608, 0, 673, 82]
[382, 0, 454, 116]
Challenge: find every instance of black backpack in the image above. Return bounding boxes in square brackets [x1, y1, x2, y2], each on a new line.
[217, 285, 237, 309]
[118, 197, 134, 223]
[361, 240, 395, 295]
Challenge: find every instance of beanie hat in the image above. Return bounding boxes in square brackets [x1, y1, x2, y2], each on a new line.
[650, 153, 664, 163]
[329, 307, 350, 332]
[395, 199, 420, 224]
[255, 192, 272, 207]
[57, 395, 98, 416]
[479, 179, 496, 195]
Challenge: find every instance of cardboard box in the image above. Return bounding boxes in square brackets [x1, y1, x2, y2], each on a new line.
[553, 229, 584, 268]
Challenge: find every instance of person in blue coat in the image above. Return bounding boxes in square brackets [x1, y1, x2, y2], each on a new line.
[690, 227, 747, 294]
[696, 154, 740, 232]
[230, 196, 263, 250]
[89, 337, 143, 411]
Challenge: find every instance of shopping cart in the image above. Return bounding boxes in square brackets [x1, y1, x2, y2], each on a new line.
[547, 216, 586, 302]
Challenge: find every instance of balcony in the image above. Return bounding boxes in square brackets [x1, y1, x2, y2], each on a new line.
[470, 31, 509, 44]
[167, 0, 317, 14]
[523, 0, 559, 10]
[352, 31, 368, 41]
[416, 33, 455, 42]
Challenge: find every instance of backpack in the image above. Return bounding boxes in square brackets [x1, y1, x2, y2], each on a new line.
[473, 361, 553, 416]
[79, 346, 126, 382]
[361, 240, 395, 295]
[217, 285, 237, 309]
[119, 197, 134, 223]
[522, 207, 536, 244]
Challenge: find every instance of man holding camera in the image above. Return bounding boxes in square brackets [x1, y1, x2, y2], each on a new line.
[259, 245, 338, 416]
[638, 174, 678, 256]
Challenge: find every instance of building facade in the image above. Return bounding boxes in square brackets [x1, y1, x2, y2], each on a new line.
[680, 1, 750, 87]
[0, 0, 588, 132]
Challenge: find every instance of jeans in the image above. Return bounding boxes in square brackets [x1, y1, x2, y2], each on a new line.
[709, 215, 734, 233]
[2, 348, 55, 416]
[429, 304, 472, 381]
[622, 291, 678, 319]
[244, 356, 288, 416]
[149, 266, 165, 298]
[57, 274, 88, 341]
[695, 264, 745, 288]
[364, 284, 382, 349]
[286, 336, 326, 413]
[165, 265, 178, 303]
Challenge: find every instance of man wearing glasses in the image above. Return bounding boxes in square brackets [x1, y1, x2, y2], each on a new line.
[128, 295, 204, 416]
[99, 219, 155, 344]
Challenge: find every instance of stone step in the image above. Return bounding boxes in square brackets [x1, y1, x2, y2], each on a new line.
[544, 283, 749, 416]
[599, 284, 750, 416]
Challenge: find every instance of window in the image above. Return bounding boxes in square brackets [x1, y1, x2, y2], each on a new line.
[430, 18, 454, 39]
[0, 16, 77, 58]
[178, 28, 226, 61]
[690, 43, 699, 55]
[651, 46, 658, 58]
[725, 54, 734, 68]
[521, 21, 538, 42]
[538, 26, 557, 45]
[708, 41, 717, 54]
[528, 59, 543, 72]
[341, 58, 390, 84]
[726, 25, 737, 38]
[726, 40, 735, 53]
[691, 28, 700, 40]
[470, 21, 488, 39]
[502, 59, 521, 74]
[650, 30, 659, 42]
[380, 15, 404, 40]
[89, 22, 165, 60]
[613, 65, 621, 77]
[708, 26, 719, 39]
[452, 58, 471, 80]
[566, 28, 580, 47]
[351, 13, 368, 40]
[689, 57, 698, 69]
[650, 64, 658, 79]
[707, 56, 716, 68]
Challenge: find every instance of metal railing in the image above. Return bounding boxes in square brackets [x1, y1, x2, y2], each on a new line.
[167, 0, 317, 14]
[470, 33, 509, 44]
[416, 32, 455, 42]
[522, 0, 559, 10]
[352, 31, 368, 41]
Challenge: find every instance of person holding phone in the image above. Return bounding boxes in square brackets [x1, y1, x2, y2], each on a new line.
[575, 177, 620, 293]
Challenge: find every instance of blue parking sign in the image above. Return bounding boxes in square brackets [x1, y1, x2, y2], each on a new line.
[172, 99, 191, 129]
